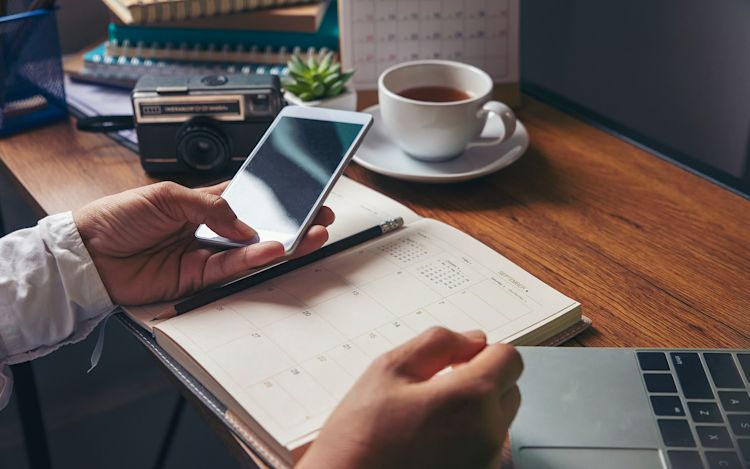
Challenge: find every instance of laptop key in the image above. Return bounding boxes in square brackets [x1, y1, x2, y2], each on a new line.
[645, 373, 678, 393]
[704, 353, 745, 389]
[671, 353, 713, 399]
[738, 354, 750, 382]
[639, 351, 670, 371]
[728, 414, 750, 436]
[739, 438, 750, 462]
[668, 450, 704, 469]
[689, 402, 724, 423]
[705, 451, 742, 469]
[697, 426, 733, 448]
[658, 419, 696, 447]
[651, 395, 685, 416]
[718, 391, 750, 412]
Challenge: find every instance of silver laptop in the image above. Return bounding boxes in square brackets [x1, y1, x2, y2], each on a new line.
[511, 348, 749, 469]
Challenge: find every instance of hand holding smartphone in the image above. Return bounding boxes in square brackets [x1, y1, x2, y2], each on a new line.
[195, 106, 373, 254]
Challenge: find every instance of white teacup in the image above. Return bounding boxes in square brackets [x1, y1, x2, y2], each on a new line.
[378, 60, 516, 162]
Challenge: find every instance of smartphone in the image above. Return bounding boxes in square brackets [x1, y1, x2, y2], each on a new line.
[195, 105, 373, 254]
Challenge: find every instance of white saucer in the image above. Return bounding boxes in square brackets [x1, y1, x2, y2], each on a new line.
[353, 105, 529, 183]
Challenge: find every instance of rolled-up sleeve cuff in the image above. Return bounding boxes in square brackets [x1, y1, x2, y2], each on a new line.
[39, 212, 114, 318]
[0, 212, 116, 408]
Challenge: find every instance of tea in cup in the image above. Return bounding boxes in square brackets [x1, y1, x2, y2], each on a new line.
[378, 60, 516, 161]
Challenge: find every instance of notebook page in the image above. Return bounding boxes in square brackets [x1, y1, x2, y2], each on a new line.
[154, 218, 579, 448]
[322, 176, 420, 243]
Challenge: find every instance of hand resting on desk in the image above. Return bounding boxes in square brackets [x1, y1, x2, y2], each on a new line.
[73, 181, 334, 305]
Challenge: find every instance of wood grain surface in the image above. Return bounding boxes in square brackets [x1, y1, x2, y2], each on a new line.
[1, 96, 746, 348]
[0, 94, 747, 465]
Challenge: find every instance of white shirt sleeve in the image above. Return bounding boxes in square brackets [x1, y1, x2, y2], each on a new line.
[0, 212, 115, 409]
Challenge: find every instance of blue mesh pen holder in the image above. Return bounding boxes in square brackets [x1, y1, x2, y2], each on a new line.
[0, 6, 67, 137]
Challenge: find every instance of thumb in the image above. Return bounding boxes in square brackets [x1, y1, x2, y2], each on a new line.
[152, 182, 256, 241]
[387, 327, 487, 381]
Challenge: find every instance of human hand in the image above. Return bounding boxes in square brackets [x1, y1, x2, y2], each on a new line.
[73, 181, 334, 305]
[297, 327, 523, 469]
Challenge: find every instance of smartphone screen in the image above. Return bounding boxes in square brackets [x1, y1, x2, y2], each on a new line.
[196, 108, 371, 252]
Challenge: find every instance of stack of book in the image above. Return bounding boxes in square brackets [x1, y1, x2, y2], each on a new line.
[74, 0, 338, 87]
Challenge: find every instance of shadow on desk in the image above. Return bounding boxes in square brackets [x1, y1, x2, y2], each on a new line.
[349, 146, 570, 214]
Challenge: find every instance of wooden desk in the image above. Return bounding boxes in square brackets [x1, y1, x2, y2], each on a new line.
[1, 96, 748, 465]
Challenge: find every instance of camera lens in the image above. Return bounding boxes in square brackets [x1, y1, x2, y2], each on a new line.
[176, 119, 230, 171]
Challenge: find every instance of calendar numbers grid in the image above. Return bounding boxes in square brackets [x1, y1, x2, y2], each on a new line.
[344, 0, 515, 87]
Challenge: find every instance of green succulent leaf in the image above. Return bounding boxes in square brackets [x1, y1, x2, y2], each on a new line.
[284, 52, 355, 101]
[322, 73, 339, 85]
[288, 71, 308, 82]
[318, 51, 334, 74]
[311, 81, 325, 97]
[325, 63, 341, 76]
[298, 91, 315, 101]
[288, 54, 307, 72]
[306, 54, 317, 69]
[285, 84, 305, 95]
[326, 81, 344, 97]
[339, 70, 355, 84]
[287, 62, 306, 76]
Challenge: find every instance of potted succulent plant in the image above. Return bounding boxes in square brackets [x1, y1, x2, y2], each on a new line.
[283, 52, 356, 111]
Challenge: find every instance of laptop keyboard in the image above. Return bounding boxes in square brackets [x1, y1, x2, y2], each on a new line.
[637, 351, 750, 469]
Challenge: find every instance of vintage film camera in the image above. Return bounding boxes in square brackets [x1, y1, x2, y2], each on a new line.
[131, 74, 283, 173]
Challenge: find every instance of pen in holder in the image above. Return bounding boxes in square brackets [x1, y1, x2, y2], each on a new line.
[0, 1, 67, 137]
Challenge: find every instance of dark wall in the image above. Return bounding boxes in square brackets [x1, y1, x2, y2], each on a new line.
[521, 0, 750, 193]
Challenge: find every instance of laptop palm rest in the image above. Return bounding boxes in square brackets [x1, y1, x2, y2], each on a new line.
[519, 448, 662, 469]
[511, 348, 665, 469]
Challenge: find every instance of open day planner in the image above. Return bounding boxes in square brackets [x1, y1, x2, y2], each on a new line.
[125, 177, 584, 468]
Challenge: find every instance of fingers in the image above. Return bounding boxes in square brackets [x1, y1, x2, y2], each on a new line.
[381, 327, 487, 381]
[290, 225, 330, 258]
[202, 241, 286, 286]
[447, 343, 524, 396]
[152, 182, 256, 241]
[497, 384, 522, 431]
[314, 206, 335, 227]
[201, 220, 331, 285]
[197, 180, 230, 195]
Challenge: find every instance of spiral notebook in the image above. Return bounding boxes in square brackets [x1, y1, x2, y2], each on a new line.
[74, 43, 282, 87]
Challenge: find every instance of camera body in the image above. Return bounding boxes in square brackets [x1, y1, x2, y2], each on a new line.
[131, 74, 283, 174]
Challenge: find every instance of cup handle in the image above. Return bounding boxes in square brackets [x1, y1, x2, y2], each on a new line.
[466, 100, 517, 149]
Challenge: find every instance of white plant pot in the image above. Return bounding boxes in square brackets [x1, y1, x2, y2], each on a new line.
[284, 88, 357, 111]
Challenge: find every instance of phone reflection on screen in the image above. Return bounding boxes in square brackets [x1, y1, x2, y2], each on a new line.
[223, 116, 364, 241]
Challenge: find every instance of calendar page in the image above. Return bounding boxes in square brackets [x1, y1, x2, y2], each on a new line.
[154, 218, 579, 449]
[338, 0, 520, 89]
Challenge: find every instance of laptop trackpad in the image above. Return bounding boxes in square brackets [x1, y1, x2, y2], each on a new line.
[519, 448, 664, 469]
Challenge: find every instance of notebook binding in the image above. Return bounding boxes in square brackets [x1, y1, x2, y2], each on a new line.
[105, 39, 336, 65]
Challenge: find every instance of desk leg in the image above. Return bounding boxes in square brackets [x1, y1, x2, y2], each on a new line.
[1, 201, 53, 469]
[11, 362, 53, 469]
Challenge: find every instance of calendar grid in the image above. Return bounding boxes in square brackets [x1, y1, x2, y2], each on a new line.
[339, 0, 519, 89]
[164, 221, 548, 445]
